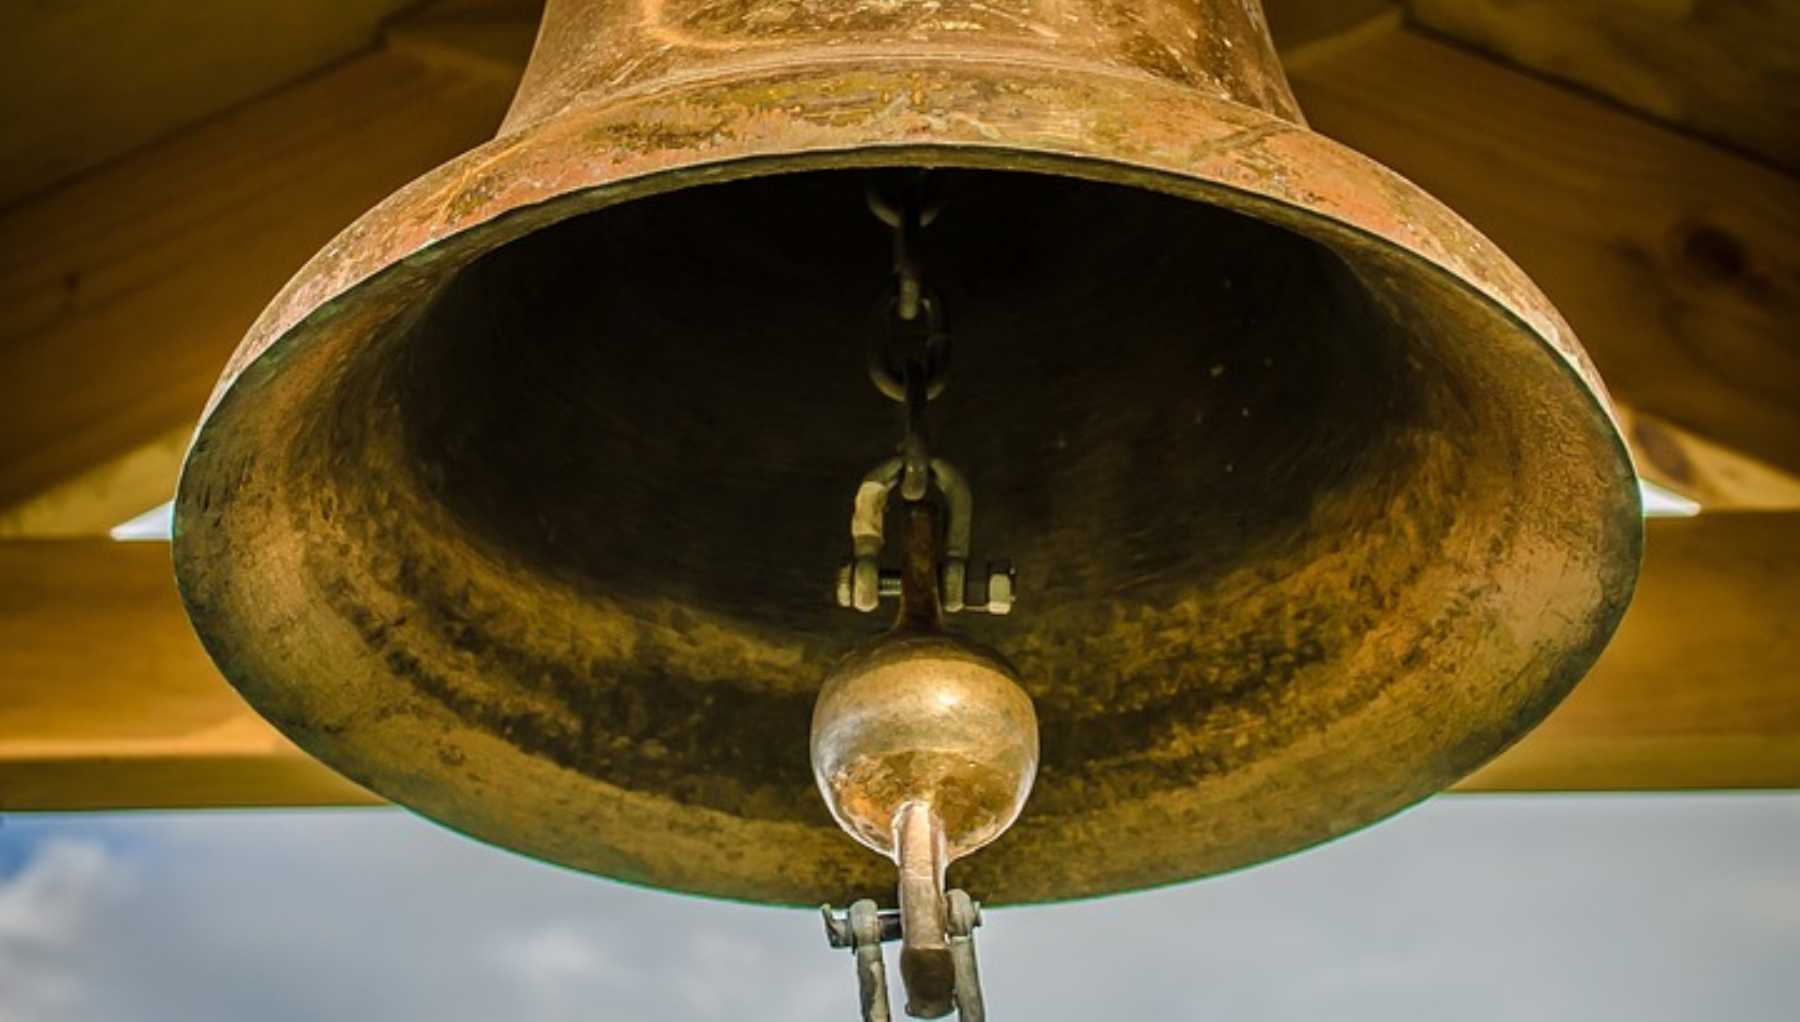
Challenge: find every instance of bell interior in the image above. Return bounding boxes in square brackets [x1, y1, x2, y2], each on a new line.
[409, 170, 1413, 634]
[177, 166, 1637, 904]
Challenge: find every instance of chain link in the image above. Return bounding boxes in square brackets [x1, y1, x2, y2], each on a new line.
[837, 172, 1013, 617]
[864, 175, 941, 322]
[866, 174, 951, 408]
[867, 295, 949, 404]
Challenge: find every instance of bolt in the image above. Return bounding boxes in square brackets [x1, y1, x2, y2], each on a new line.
[836, 561, 854, 608]
[941, 558, 966, 613]
[854, 557, 881, 612]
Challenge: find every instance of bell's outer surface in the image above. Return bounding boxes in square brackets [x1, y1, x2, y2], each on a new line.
[174, 0, 1642, 906]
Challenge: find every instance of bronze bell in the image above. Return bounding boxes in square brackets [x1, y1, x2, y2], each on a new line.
[173, 0, 1641, 1010]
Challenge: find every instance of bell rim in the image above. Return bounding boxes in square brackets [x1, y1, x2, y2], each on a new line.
[173, 56, 1645, 906]
[186, 56, 1627, 436]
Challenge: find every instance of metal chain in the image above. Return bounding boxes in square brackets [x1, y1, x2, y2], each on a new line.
[865, 174, 941, 322]
[836, 174, 1015, 618]
[866, 174, 951, 412]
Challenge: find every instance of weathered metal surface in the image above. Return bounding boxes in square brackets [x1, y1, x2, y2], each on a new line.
[501, 0, 1306, 135]
[173, 0, 1641, 907]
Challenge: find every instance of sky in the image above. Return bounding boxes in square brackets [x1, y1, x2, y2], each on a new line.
[0, 794, 1794, 1022]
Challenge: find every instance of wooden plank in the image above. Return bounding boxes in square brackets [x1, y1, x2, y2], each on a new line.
[0, 757, 378, 812]
[2, 516, 1794, 809]
[0, 424, 189, 538]
[0, 539, 377, 808]
[1261, 0, 1395, 52]
[1287, 23, 1800, 477]
[1408, 0, 1800, 173]
[0, 0, 418, 208]
[384, 0, 545, 85]
[1620, 406, 1800, 513]
[1461, 513, 1800, 791]
[0, 47, 514, 513]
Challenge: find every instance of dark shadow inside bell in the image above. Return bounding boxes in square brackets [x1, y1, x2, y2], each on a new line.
[386, 169, 1419, 646]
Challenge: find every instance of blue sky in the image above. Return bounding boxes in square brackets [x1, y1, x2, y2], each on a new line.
[1, 794, 1795, 1021]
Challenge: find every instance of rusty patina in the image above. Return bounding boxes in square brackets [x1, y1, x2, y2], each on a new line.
[173, 0, 1642, 907]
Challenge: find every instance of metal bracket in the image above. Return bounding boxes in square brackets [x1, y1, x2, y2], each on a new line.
[823, 891, 986, 1022]
[836, 456, 1015, 615]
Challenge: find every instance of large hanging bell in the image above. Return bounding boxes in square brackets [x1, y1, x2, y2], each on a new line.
[173, 0, 1642, 907]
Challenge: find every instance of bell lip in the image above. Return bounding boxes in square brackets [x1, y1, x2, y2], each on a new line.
[171, 56, 1645, 906]
[177, 49, 1646, 667]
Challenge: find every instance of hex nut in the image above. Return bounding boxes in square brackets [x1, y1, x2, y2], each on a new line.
[986, 564, 1014, 615]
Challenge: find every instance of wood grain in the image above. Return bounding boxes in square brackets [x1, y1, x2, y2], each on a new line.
[1408, 0, 1800, 173]
[0, 424, 189, 537]
[0, 48, 513, 512]
[1462, 512, 1800, 791]
[1262, 0, 1396, 52]
[0, 539, 377, 808]
[1289, 24, 1800, 476]
[0, 0, 417, 208]
[1620, 406, 1800, 512]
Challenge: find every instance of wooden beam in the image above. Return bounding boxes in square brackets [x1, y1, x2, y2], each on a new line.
[0, 757, 378, 812]
[1407, 0, 1800, 173]
[0, 539, 376, 808]
[1461, 513, 1800, 791]
[1261, 0, 1395, 52]
[383, 0, 544, 85]
[1287, 23, 1800, 476]
[2, 516, 1794, 809]
[0, 0, 419, 208]
[0, 45, 514, 514]
[0, 423, 189, 538]
[1621, 407, 1800, 513]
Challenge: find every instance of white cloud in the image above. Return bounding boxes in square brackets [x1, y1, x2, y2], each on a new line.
[490, 923, 628, 1019]
[0, 796, 1794, 1021]
[0, 838, 133, 1022]
[496, 925, 612, 985]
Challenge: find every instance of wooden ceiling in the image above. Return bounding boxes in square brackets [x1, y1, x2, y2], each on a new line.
[1, 0, 1795, 808]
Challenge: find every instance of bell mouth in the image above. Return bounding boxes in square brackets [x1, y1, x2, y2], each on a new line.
[175, 63, 1640, 907]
